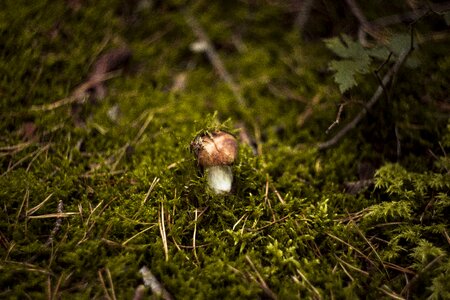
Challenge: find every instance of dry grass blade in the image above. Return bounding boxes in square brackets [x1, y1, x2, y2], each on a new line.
[326, 233, 376, 268]
[334, 255, 369, 276]
[98, 269, 112, 300]
[245, 255, 278, 300]
[0, 141, 33, 155]
[31, 71, 121, 111]
[122, 226, 156, 246]
[401, 254, 445, 296]
[158, 203, 169, 262]
[3, 260, 52, 275]
[378, 285, 405, 300]
[193, 208, 199, 263]
[250, 214, 292, 232]
[338, 262, 355, 281]
[27, 193, 53, 216]
[133, 177, 159, 219]
[28, 212, 78, 219]
[105, 267, 117, 300]
[184, 11, 247, 108]
[296, 269, 322, 299]
[350, 219, 388, 275]
[232, 213, 248, 231]
[2, 144, 50, 176]
[14, 189, 29, 229]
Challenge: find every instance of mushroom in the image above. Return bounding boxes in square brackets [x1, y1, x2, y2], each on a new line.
[191, 131, 238, 194]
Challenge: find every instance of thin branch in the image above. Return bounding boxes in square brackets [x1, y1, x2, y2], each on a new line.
[183, 11, 247, 108]
[371, 2, 450, 28]
[139, 266, 173, 300]
[158, 203, 169, 262]
[45, 200, 64, 246]
[294, 0, 315, 34]
[318, 49, 410, 150]
[374, 52, 393, 102]
[325, 103, 346, 134]
[296, 269, 322, 299]
[193, 209, 199, 263]
[245, 255, 278, 300]
[345, 0, 381, 41]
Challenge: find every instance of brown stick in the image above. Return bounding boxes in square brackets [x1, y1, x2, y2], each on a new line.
[184, 12, 247, 108]
[294, 0, 315, 34]
[345, 0, 381, 40]
[318, 49, 409, 150]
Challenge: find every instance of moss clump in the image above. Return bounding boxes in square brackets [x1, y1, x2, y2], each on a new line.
[1, 0, 449, 299]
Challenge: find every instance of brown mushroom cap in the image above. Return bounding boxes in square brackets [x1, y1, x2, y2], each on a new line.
[195, 131, 238, 167]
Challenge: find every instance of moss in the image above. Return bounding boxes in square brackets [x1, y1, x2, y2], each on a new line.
[1, 0, 449, 298]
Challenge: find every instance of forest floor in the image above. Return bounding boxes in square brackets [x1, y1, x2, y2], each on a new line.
[1, 1, 449, 299]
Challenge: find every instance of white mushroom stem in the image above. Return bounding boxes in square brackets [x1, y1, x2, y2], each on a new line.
[206, 165, 233, 194]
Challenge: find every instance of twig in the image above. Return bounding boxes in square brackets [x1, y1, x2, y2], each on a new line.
[122, 226, 156, 246]
[139, 266, 173, 300]
[296, 269, 322, 299]
[98, 269, 112, 300]
[334, 255, 369, 276]
[318, 49, 410, 149]
[326, 233, 376, 268]
[294, 0, 315, 34]
[30, 71, 121, 111]
[184, 11, 247, 108]
[45, 200, 64, 246]
[378, 285, 405, 300]
[245, 255, 278, 300]
[325, 103, 346, 134]
[105, 268, 117, 300]
[370, 2, 450, 28]
[345, 0, 382, 43]
[374, 52, 393, 102]
[297, 93, 322, 127]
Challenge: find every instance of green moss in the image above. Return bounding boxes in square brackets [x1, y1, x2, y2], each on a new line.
[1, 0, 449, 298]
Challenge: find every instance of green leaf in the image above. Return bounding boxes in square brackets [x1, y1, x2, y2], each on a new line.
[325, 35, 372, 93]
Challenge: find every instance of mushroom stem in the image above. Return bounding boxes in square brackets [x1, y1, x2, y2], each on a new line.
[206, 165, 233, 194]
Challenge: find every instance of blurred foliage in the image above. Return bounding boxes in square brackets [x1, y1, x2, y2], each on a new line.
[0, 0, 449, 299]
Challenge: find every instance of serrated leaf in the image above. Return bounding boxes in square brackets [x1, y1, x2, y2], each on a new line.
[328, 60, 359, 93]
[325, 34, 368, 60]
[328, 57, 371, 93]
[325, 35, 372, 93]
